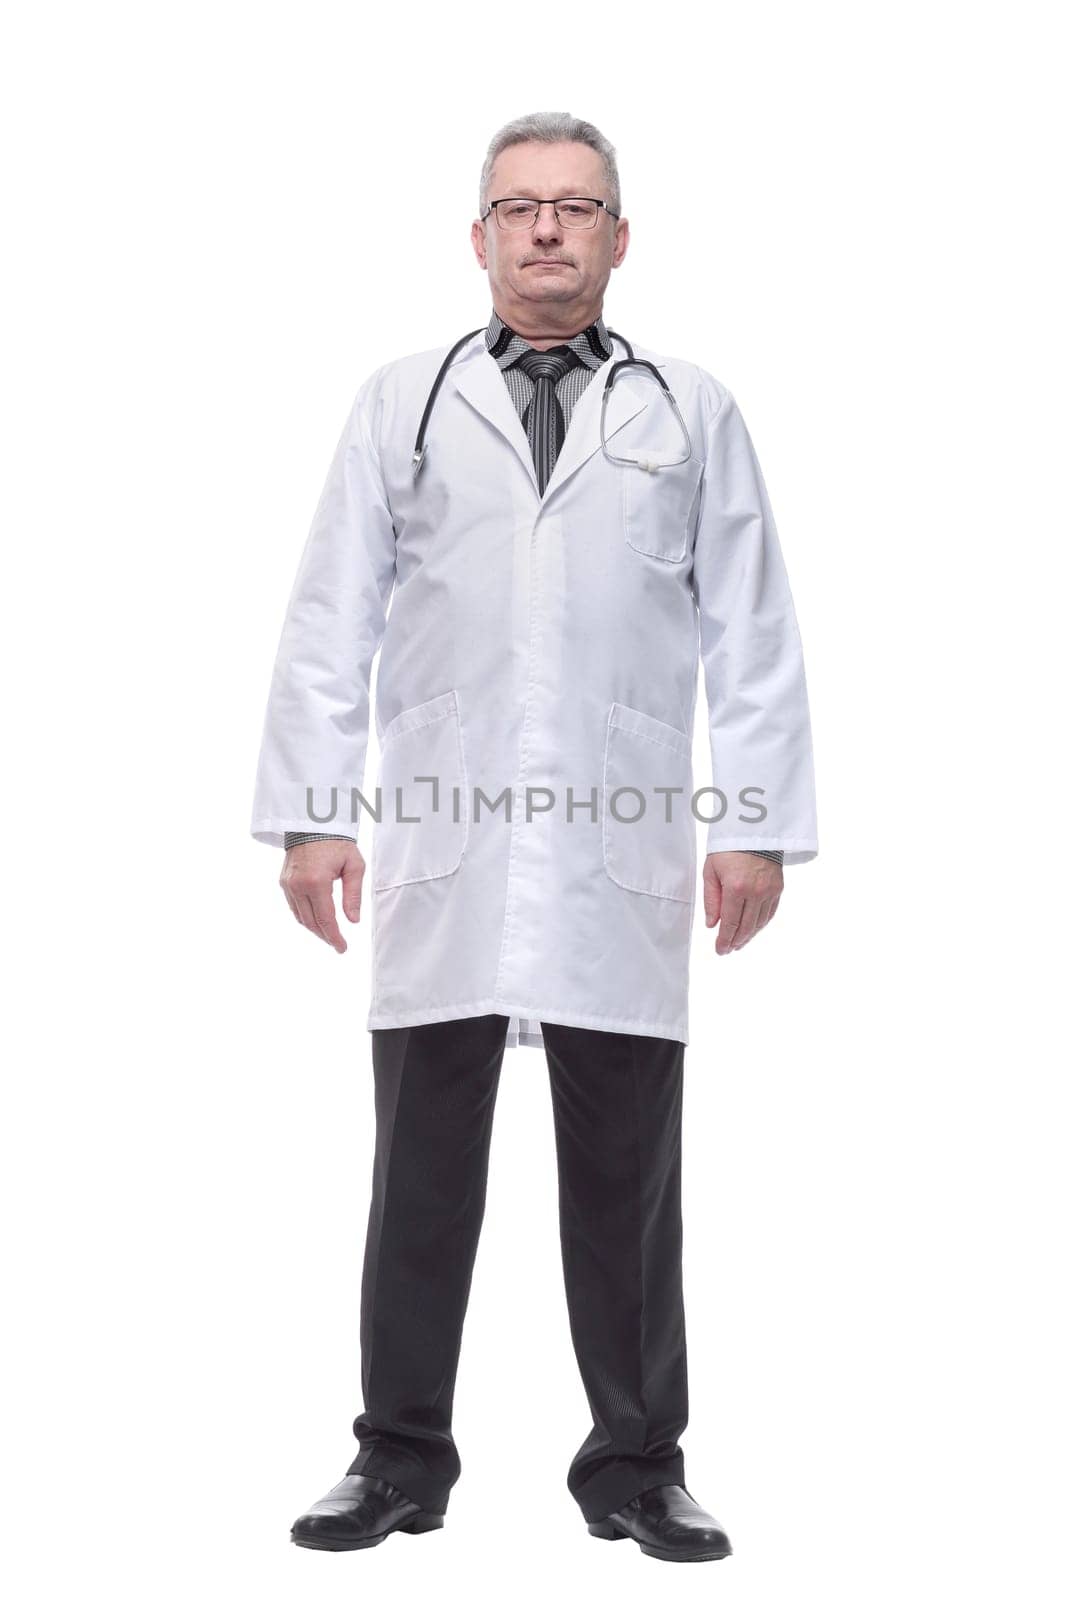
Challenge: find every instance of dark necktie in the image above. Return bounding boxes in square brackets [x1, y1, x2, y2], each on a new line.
[515, 346, 582, 494]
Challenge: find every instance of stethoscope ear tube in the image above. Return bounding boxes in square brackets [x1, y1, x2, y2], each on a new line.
[600, 337, 693, 468]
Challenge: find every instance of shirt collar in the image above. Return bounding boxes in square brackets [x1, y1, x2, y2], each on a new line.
[486, 306, 614, 370]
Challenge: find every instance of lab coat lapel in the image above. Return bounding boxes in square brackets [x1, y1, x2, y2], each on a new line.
[448, 338, 658, 503]
[540, 351, 650, 504]
[450, 342, 541, 493]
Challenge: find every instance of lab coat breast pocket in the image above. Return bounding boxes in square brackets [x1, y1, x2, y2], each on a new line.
[602, 702, 696, 903]
[372, 689, 469, 892]
[622, 450, 705, 563]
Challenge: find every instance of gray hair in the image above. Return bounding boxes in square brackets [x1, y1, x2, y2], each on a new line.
[478, 112, 621, 219]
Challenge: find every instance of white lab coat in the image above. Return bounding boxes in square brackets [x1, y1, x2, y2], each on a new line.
[250, 330, 817, 1050]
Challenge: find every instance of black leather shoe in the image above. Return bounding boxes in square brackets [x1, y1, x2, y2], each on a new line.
[290, 1473, 444, 1551]
[587, 1483, 732, 1562]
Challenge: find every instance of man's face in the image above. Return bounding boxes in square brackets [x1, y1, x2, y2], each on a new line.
[471, 140, 629, 315]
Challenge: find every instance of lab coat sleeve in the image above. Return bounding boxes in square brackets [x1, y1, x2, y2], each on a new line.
[691, 382, 818, 865]
[250, 366, 396, 848]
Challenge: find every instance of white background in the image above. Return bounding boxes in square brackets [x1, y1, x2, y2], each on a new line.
[3, 2, 1063, 1595]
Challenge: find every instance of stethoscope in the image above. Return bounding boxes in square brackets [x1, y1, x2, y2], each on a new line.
[412, 326, 693, 480]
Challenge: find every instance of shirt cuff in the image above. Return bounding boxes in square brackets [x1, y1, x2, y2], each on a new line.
[283, 831, 357, 849]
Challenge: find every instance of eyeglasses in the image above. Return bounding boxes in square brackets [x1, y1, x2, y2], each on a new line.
[481, 197, 620, 231]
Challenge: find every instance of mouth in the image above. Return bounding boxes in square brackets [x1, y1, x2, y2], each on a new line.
[526, 260, 571, 267]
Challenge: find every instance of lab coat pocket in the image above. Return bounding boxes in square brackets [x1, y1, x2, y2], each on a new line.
[622, 450, 705, 563]
[602, 702, 696, 903]
[372, 689, 469, 892]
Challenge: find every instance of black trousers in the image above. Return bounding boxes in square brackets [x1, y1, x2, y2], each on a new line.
[346, 1012, 689, 1522]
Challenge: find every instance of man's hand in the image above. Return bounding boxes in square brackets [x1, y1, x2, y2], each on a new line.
[280, 839, 365, 953]
[703, 851, 783, 955]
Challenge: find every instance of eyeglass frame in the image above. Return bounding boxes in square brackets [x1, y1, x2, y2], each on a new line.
[480, 197, 620, 229]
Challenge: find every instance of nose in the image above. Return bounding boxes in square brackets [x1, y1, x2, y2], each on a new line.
[531, 201, 563, 244]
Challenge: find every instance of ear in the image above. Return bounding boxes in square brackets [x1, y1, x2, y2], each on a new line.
[470, 220, 488, 269]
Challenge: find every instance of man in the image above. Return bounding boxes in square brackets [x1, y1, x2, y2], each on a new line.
[250, 111, 817, 1563]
